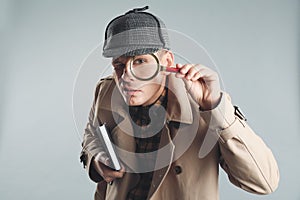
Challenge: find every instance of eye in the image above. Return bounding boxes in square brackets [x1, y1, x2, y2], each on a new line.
[133, 58, 146, 65]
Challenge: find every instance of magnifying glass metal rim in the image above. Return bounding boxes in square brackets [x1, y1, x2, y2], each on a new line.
[130, 53, 179, 81]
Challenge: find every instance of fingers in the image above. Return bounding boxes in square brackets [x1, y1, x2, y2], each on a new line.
[107, 166, 125, 178]
[175, 64, 198, 80]
[102, 165, 125, 183]
[175, 64, 218, 82]
[175, 64, 202, 81]
[174, 63, 221, 109]
[93, 157, 125, 184]
[103, 169, 124, 183]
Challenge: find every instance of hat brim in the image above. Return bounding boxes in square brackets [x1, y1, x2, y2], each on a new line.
[103, 46, 162, 58]
[102, 27, 170, 58]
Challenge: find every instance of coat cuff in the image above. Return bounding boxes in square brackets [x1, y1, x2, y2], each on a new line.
[84, 148, 105, 183]
[200, 92, 236, 131]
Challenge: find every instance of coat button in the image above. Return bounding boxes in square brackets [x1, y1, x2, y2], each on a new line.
[174, 165, 182, 175]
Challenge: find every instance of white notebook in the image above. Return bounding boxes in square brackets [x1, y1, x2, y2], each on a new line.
[97, 124, 121, 171]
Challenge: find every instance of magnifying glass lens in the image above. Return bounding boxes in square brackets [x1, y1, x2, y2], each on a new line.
[130, 54, 160, 81]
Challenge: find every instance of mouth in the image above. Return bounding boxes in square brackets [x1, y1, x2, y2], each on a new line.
[118, 78, 143, 96]
[122, 87, 142, 96]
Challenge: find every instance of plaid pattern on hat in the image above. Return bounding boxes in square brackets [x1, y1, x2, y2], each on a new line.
[103, 6, 170, 58]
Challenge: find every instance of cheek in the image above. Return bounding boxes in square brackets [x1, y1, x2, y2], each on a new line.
[146, 76, 166, 92]
[148, 84, 161, 93]
[141, 83, 162, 100]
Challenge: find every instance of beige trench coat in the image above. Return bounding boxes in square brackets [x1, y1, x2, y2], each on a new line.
[81, 74, 279, 200]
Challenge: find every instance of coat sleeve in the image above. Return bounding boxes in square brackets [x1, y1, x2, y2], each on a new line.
[80, 80, 106, 183]
[201, 92, 279, 194]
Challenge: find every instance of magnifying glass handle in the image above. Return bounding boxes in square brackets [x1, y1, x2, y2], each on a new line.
[165, 66, 180, 73]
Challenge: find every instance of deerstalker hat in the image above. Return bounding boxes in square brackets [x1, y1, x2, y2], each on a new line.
[103, 6, 170, 58]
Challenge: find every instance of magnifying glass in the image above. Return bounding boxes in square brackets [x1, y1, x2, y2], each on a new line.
[129, 53, 179, 81]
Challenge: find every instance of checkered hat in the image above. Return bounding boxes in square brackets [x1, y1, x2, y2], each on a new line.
[102, 6, 170, 58]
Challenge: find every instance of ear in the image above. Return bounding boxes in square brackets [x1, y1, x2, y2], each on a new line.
[164, 50, 174, 67]
[161, 50, 174, 76]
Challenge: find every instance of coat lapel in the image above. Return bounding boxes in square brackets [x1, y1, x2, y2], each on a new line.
[95, 74, 197, 199]
[166, 74, 194, 125]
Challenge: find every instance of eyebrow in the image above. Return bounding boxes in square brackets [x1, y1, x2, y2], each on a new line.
[112, 56, 130, 65]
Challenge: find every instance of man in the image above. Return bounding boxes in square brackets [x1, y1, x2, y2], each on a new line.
[80, 6, 279, 200]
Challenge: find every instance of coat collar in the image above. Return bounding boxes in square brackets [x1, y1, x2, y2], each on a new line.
[165, 74, 193, 124]
[98, 74, 194, 125]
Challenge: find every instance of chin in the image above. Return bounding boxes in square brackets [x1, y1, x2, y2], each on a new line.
[128, 101, 144, 106]
[127, 93, 159, 106]
[126, 97, 144, 106]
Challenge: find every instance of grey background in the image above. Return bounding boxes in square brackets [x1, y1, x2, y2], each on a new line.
[0, 0, 299, 199]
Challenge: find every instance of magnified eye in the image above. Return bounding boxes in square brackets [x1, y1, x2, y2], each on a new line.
[133, 58, 146, 65]
[129, 54, 160, 81]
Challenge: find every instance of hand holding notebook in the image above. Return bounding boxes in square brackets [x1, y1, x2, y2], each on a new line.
[97, 124, 121, 171]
